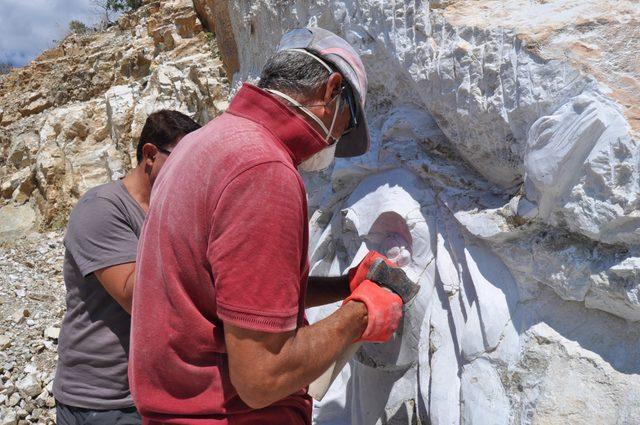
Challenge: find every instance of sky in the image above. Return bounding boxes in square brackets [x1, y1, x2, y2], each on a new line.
[0, 0, 102, 67]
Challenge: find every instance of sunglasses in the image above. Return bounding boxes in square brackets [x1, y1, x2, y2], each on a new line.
[341, 84, 358, 135]
[157, 146, 173, 156]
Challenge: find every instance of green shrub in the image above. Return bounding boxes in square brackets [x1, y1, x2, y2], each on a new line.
[104, 0, 143, 12]
[0, 62, 11, 74]
[69, 20, 90, 34]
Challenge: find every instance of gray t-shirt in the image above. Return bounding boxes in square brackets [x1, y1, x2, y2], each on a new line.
[53, 180, 145, 410]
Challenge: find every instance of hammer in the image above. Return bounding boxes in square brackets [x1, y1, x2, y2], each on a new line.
[308, 259, 420, 401]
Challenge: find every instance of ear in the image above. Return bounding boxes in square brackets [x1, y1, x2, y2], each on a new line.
[141, 143, 158, 165]
[323, 72, 344, 104]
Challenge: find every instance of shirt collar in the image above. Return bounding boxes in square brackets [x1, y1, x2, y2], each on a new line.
[226, 83, 328, 165]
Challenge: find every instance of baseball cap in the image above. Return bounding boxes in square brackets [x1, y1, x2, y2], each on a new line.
[276, 27, 370, 157]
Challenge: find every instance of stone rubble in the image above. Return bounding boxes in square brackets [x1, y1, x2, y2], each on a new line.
[41, 329, 59, 342]
[0, 232, 65, 424]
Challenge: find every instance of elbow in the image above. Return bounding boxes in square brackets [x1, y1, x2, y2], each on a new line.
[237, 389, 273, 410]
[119, 292, 133, 314]
[231, 373, 278, 409]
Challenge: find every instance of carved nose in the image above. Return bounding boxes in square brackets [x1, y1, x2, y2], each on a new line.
[366, 211, 414, 266]
[381, 234, 412, 267]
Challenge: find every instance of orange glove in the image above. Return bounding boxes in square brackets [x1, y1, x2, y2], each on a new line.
[343, 279, 403, 343]
[348, 251, 397, 292]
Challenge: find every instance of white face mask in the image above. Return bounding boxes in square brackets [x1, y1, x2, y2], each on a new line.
[265, 88, 342, 172]
[299, 142, 337, 172]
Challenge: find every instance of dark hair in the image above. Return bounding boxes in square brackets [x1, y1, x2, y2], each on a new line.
[257, 50, 333, 100]
[136, 110, 202, 162]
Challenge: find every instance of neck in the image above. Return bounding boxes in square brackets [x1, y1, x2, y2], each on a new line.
[122, 164, 151, 213]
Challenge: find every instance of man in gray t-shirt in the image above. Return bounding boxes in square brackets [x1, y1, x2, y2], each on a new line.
[54, 110, 201, 425]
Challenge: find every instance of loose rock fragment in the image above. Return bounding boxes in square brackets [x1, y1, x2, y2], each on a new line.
[7, 393, 21, 407]
[16, 374, 41, 398]
[42, 327, 59, 341]
[0, 336, 11, 351]
[0, 411, 17, 425]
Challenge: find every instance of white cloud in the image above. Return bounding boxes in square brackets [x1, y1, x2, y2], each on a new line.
[0, 0, 101, 66]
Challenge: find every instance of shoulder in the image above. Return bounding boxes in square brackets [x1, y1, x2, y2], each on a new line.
[74, 182, 117, 208]
[216, 161, 305, 211]
[235, 160, 302, 188]
[186, 113, 300, 188]
[79, 181, 124, 203]
[209, 161, 307, 246]
[216, 161, 305, 203]
[68, 182, 127, 227]
[197, 113, 293, 165]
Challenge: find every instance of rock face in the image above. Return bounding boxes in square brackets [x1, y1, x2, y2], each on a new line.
[0, 0, 228, 237]
[195, 0, 640, 423]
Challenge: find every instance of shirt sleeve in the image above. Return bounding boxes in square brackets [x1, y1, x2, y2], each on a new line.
[65, 195, 139, 277]
[208, 161, 305, 333]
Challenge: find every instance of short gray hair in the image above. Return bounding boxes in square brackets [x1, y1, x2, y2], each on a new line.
[257, 50, 333, 100]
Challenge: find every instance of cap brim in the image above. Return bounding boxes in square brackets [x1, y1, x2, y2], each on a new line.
[335, 105, 370, 157]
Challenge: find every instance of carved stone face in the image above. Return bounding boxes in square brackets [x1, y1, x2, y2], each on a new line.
[308, 169, 440, 421]
[339, 170, 434, 372]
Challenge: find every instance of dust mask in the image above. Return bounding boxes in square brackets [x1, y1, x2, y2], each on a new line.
[299, 143, 337, 171]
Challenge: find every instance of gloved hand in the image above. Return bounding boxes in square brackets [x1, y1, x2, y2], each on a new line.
[348, 250, 397, 292]
[343, 279, 403, 343]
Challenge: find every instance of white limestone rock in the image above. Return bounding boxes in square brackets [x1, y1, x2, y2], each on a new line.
[6, 132, 39, 170]
[42, 327, 60, 341]
[511, 323, 640, 423]
[524, 93, 640, 245]
[130, 55, 227, 161]
[460, 358, 510, 425]
[0, 411, 17, 425]
[0, 335, 11, 351]
[0, 205, 36, 242]
[15, 374, 40, 399]
[105, 85, 139, 156]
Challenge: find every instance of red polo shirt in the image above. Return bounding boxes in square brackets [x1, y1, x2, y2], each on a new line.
[129, 84, 328, 424]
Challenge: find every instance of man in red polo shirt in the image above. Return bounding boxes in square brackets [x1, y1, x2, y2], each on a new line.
[129, 28, 403, 424]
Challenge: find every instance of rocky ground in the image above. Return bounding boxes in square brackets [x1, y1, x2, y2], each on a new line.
[0, 232, 65, 424]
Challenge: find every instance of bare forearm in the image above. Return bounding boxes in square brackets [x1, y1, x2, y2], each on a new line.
[271, 302, 365, 387]
[305, 275, 350, 307]
[94, 262, 136, 314]
[227, 301, 366, 408]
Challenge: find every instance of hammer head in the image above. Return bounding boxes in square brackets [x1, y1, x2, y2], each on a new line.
[366, 259, 420, 304]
